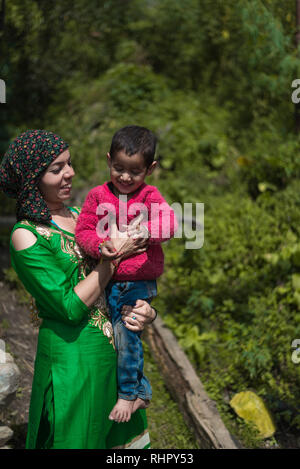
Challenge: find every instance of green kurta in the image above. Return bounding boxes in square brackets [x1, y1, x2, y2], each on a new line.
[10, 208, 150, 449]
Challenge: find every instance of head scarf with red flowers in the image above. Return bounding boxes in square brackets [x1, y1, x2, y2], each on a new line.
[0, 129, 69, 223]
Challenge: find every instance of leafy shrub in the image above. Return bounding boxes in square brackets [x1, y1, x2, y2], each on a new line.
[155, 179, 300, 440]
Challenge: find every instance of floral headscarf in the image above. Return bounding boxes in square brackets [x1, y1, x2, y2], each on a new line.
[0, 129, 69, 223]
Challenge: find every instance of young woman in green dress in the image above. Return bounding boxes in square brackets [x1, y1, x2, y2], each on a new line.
[0, 130, 156, 449]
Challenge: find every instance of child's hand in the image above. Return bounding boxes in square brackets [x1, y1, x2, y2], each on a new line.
[99, 240, 119, 260]
[122, 213, 149, 239]
[128, 224, 149, 239]
[107, 219, 149, 261]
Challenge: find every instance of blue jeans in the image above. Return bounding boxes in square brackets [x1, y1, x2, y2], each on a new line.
[106, 280, 157, 401]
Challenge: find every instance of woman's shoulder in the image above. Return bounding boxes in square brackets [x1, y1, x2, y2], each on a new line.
[11, 226, 37, 251]
[10, 220, 39, 251]
[10, 219, 56, 251]
[11, 219, 38, 236]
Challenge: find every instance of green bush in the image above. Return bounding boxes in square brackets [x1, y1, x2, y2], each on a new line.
[155, 180, 300, 443]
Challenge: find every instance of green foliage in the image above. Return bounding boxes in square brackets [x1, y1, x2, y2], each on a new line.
[143, 341, 199, 449]
[47, 63, 237, 194]
[235, 125, 300, 198]
[155, 180, 300, 442]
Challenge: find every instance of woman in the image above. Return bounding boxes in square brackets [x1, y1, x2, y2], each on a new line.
[0, 130, 156, 449]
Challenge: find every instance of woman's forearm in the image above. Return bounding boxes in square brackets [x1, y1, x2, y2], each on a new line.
[74, 260, 114, 307]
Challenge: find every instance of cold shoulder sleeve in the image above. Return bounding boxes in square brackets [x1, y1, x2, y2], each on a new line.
[10, 223, 90, 326]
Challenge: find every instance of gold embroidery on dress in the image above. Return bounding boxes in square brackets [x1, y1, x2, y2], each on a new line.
[19, 220, 32, 227]
[60, 235, 80, 264]
[89, 293, 115, 349]
[103, 321, 113, 339]
[89, 308, 115, 349]
[35, 226, 52, 240]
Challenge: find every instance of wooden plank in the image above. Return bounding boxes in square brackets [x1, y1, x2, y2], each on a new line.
[144, 315, 241, 449]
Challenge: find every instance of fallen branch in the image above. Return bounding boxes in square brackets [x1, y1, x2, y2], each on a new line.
[19, 357, 34, 375]
[144, 316, 241, 449]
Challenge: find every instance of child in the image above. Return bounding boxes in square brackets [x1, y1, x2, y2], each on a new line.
[75, 125, 177, 423]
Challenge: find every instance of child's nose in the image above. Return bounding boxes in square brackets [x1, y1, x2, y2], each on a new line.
[121, 172, 131, 182]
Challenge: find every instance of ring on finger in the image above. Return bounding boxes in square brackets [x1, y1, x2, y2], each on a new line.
[132, 316, 137, 320]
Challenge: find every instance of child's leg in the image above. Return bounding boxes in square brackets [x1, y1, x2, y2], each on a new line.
[105, 282, 134, 422]
[106, 282, 141, 422]
[116, 280, 156, 402]
[106, 280, 156, 422]
[106, 282, 142, 400]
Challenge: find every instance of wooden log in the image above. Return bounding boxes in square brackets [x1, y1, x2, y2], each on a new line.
[144, 315, 241, 449]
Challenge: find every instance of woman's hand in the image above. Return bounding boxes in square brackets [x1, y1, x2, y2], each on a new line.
[121, 299, 156, 332]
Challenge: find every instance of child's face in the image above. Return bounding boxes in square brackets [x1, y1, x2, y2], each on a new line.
[107, 150, 156, 195]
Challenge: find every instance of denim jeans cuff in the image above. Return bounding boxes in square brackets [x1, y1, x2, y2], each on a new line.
[137, 392, 152, 402]
[118, 392, 138, 401]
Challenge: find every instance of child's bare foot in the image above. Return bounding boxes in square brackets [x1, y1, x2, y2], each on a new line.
[109, 398, 134, 423]
[132, 398, 150, 414]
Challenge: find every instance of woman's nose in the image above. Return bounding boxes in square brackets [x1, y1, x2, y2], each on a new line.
[64, 164, 75, 178]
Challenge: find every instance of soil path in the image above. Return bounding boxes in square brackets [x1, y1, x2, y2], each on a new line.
[0, 281, 38, 448]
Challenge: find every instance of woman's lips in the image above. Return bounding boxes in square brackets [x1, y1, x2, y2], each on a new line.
[61, 184, 72, 191]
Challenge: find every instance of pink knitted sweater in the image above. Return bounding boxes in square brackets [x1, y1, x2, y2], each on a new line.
[75, 182, 178, 281]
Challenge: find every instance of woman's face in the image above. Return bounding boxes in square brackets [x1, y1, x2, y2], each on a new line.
[38, 149, 75, 207]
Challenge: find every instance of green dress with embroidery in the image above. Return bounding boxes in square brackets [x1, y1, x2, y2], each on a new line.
[9, 207, 150, 449]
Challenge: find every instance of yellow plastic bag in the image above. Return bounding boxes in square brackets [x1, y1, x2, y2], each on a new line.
[230, 391, 276, 438]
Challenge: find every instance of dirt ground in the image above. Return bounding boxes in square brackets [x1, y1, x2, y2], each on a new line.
[0, 278, 38, 449]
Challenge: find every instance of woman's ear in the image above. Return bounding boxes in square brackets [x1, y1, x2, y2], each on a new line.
[107, 152, 112, 167]
[146, 161, 157, 176]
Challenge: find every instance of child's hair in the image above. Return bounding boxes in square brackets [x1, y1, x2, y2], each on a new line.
[109, 125, 157, 167]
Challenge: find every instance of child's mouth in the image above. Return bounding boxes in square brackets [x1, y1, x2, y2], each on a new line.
[118, 182, 133, 190]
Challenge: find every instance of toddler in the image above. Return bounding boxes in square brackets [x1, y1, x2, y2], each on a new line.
[75, 125, 177, 423]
